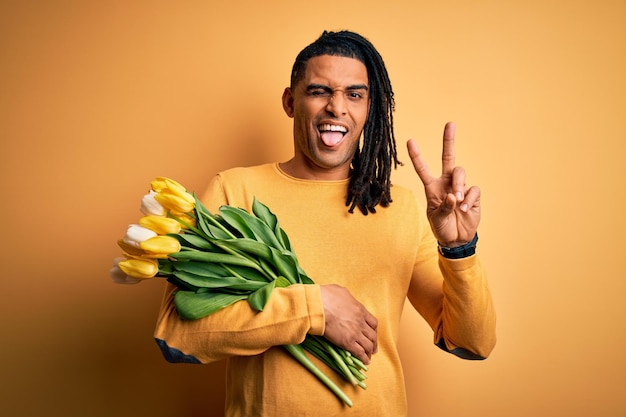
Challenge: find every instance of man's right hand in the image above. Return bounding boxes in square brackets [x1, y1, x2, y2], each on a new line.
[320, 284, 378, 365]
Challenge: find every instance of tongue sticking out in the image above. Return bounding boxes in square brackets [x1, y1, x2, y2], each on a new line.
[320, 131, 344, 147]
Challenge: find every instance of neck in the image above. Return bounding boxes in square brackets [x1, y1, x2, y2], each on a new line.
[279, 159, 351, 181]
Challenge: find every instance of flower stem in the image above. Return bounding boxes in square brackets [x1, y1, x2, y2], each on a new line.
[283, 344, 352, 407]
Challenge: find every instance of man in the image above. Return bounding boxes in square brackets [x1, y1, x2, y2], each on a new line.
[154, 30, 496, 416]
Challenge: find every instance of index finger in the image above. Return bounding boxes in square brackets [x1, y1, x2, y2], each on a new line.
[442, 122, 457, 175]
[407, 139, 434, 186]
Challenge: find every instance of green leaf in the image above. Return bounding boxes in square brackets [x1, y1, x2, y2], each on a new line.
[220, 206, 284, 250]
[258, 257, 279, 280]
[170, 251, 261, 270]
[277, 227, 292, 251]
[218, 207, 257, 239]
[192, 194, 213, 217]
[158, 260, 175, 274]
[215, 239, 307, 285]
[173, 270, 266, 291]
[220, 238, 272, 261]
[247, 280, 277, 311]
[270, 250, 299, 284]
[191, 195, 235, 240]
[174, 260, 231, 278]
[274, 275, 292, 288]
[252, 197, 277, 231]
[251, 198, 293, 251]
[166, 275, 200, 292]
[226, 264, 272, 282]
[174, 290, 247, 320]
[298, 272, 315, 285]
[206, 217, 236, 240]
[195, 207, 217, 239]
[172, 233, 214, 250]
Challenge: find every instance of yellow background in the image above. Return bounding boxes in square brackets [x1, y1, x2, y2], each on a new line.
[2, 1, 625, 416]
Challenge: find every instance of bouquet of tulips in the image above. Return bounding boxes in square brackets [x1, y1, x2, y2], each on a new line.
[110, 177, 367, 406]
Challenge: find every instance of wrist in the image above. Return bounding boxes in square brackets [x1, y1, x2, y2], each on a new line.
[438, 233, 478, 259]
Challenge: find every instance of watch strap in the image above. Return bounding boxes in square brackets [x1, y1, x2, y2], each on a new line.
[438, 233, 478, 259]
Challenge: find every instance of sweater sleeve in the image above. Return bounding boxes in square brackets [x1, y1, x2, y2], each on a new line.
[433, 255, 497, 359]
[154, 282, 325, 364]
[152, 173, 326, 364]
[407, 211, 496, 360]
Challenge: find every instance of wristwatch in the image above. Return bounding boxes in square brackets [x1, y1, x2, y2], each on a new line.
[438, 233, 478, 259]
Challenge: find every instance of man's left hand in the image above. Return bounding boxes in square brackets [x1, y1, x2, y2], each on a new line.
[407, 122, 480, 247]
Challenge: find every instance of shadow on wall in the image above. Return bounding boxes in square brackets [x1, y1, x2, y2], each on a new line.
[97, 286, 229, 417]
[38, 105, 290, 417]
[102, 114, 288, 416]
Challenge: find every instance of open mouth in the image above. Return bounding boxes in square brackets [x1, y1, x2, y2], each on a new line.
[318, 124, 347, 147]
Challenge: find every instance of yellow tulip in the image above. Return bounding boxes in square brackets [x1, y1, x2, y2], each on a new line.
[154, 189, 195, 213]
[151, 177, 185, 194]
[110, 257, 142, 284]
[139, 235, 181, 258]
[118, 257, 159, 279]
[150, 177, 195, 213]
[150, 177, 170, 192]
[117, 239, 148, 257]
[139, 215, 181, 235]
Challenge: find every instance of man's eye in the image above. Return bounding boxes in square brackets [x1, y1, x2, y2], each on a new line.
[311, 90, 330, 97]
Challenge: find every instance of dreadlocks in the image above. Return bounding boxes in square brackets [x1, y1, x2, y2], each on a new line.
[290, 30, 400, 215]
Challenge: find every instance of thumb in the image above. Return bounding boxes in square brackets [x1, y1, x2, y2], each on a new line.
[430, 194, 456, 238]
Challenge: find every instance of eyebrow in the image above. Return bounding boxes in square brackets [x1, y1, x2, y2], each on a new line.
[306, 83, 369, 92]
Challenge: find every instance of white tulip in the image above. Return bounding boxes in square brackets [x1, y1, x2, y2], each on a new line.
[141, 190, 166, 216]
[123, 224, 157, 248]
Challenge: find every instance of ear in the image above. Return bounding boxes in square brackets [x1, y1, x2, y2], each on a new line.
[282, 87, 295, 118]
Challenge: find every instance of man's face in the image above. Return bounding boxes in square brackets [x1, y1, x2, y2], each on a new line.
[282, 55, 370, 180]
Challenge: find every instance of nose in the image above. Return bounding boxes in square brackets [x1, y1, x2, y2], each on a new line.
[325, 92, 347, 117]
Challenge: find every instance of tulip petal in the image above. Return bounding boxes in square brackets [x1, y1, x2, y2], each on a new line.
[162, 177, 188, 194]
[140, 235, 181, 256]
[141, 190, 166, 216]
[110, 264, 142, 284]
[117, 238, 148, 256]
[118, 258, 159, 278]
[139, 215, 182, 235]
[155, 191, 195, 213]
[124, 224, 158, 247]
[151, 177, 171, 192]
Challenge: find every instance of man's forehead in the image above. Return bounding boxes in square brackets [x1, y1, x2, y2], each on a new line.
[300, 55, 369, 86]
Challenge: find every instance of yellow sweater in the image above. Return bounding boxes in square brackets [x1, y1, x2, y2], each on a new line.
[154, 163, 496, 417]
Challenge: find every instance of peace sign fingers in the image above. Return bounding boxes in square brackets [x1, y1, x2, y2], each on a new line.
[406, 122, 481, 246]
[408, 122, 458, 187]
